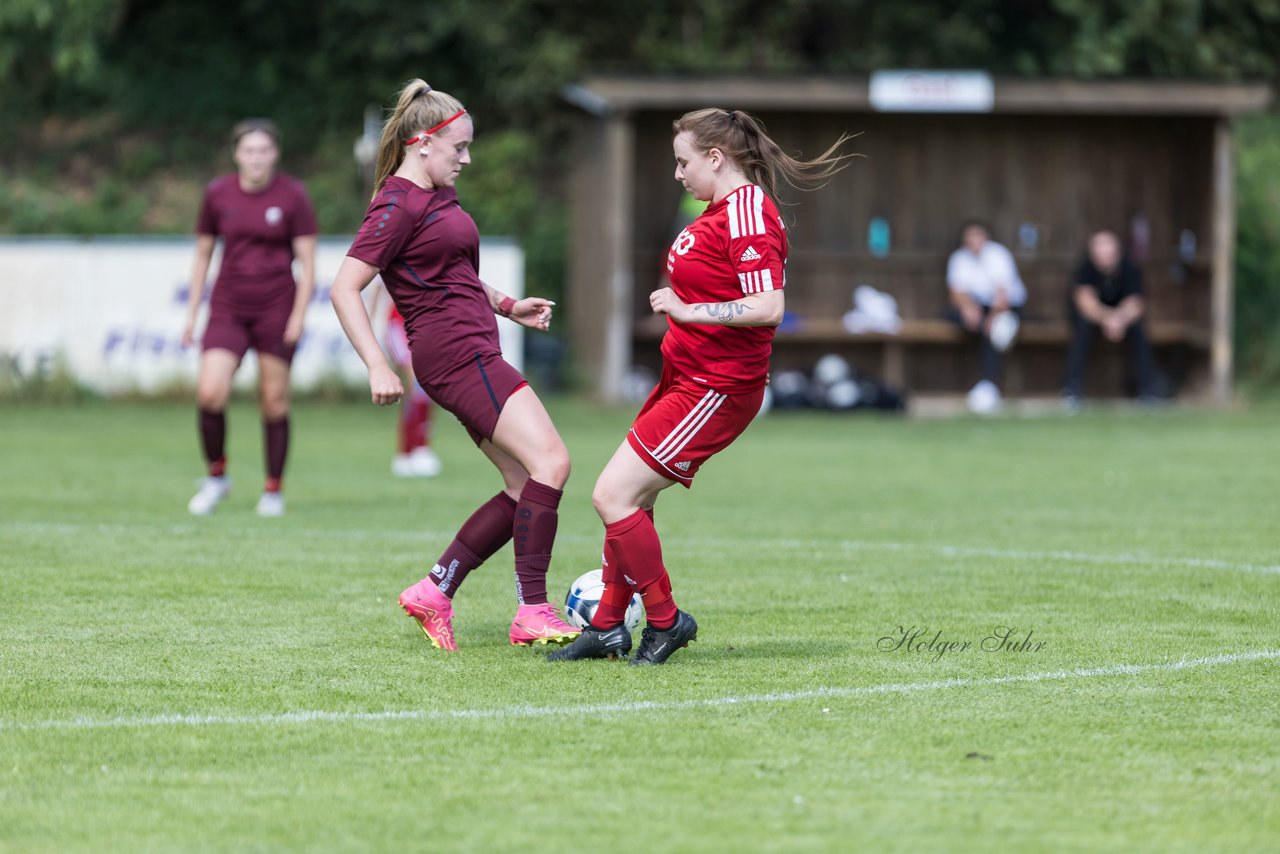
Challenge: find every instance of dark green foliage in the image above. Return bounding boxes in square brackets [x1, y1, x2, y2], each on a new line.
[1234, 112, 1280, 394]
[2, 1, 1279, 383]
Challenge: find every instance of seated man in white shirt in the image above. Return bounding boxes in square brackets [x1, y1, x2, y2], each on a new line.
[946, 220, 1027, 413]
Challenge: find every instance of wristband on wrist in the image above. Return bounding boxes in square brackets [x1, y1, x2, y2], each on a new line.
[497, 296, 517, 317]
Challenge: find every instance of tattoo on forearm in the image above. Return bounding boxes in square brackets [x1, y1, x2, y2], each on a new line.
[694, 302, 752, 323]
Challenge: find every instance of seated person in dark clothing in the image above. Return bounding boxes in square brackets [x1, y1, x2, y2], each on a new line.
[1063, 229, 1156, 404]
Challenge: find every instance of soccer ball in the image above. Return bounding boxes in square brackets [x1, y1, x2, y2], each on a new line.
[564, 569, 644, 631]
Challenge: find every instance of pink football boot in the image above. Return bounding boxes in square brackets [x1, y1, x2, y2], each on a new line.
[399, 578, 457, 651]
[509, 603, 581, 646]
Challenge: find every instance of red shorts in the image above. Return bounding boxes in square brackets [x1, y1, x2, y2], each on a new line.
[416, 350, 527, 446]
[626, 364, 764, 487]
[202, 304, 295, 363]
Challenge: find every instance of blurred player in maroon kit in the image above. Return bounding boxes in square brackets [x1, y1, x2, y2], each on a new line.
[330, 79, 579, 651]
[551, 108, 855, 665]
[183, 119, 317, 517]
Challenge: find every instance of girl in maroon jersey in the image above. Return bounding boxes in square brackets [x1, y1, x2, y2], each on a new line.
[330, 80, 579, 651]
[183, 119, 317, 518]
[550, 108, 854, 665]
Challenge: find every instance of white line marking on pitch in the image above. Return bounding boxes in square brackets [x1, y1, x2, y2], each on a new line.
[4, 520, 1278, 575]
[3, 649, 1275, 733]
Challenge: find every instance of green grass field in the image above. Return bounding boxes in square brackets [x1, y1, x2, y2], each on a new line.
[1, 398, 1277, 852]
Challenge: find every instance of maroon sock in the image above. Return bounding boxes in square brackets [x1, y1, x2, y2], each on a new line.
[429, 492, 516, 598]
[199, 409, 226, 472]
[602, 509, 678, 629]
[591, 537, 634, 629]
[263, 416, 289, 483]
[399, 394, 429, 453]
[512, 479, 562, 605]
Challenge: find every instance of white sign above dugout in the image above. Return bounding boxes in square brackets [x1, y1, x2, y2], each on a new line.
[869, 70, 995, 113]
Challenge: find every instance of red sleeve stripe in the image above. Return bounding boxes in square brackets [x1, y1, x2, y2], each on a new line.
[727, 185, 767, 239]
[738, 269, 775, 294]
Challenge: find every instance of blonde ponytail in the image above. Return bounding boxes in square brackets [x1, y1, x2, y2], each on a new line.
[371, 79, 467, 197]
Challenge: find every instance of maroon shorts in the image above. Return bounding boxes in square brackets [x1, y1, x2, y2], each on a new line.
[417, 350, 528, 446]
[626, 363, 764, 487]
[202, 304, 295, 363]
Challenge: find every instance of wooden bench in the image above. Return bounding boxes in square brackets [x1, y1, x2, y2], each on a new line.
[634, 315, 1210, 390]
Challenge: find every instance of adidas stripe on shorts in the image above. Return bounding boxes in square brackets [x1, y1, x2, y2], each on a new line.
[626, 362, 764, 487]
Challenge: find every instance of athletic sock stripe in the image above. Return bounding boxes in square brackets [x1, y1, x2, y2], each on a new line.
[652, 390, 718, 458]
[657, 394, 725, 463]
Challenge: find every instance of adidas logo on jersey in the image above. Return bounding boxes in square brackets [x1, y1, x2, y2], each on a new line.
[674, 460, 692, 471]
[739, 245, 761, 263]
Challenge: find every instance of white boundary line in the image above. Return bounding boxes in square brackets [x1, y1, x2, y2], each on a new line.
[5, 521, 1279, 575]
[4, 649, 1275, 733]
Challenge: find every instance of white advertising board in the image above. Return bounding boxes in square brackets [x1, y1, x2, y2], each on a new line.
[0, 236, 523, 394]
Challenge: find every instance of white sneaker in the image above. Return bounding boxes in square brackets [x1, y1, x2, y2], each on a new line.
[966, 380, 1001, 415]
[391, 447, 442, 478]
[256, 491, 285, 517]
[188, 476, 231, 516]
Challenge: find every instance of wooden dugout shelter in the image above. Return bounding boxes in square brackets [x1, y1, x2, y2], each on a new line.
[563, 74, 1271, 403]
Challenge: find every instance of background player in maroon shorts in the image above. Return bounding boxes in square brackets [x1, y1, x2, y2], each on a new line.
[329, 79, 579, 652]
[551, 108, 855, 666]
[183, 119, 317, 518]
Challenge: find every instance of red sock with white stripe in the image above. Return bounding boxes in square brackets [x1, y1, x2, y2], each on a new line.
[594, 509, 677, 630]
[591, 537, 634, 629]
[592, 507, 657, 628]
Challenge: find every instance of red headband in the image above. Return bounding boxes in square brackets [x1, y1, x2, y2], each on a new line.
[404, 110, 467, 145]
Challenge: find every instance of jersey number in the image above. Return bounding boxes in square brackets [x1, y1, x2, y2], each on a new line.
[672, 228, 695, 256]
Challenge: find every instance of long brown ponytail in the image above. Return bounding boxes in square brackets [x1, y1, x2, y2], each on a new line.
[372, 79, 467, 197]
[672, 108, 858, 202]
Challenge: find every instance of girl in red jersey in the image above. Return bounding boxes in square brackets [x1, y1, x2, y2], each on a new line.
[550, 108, 855, 665]
[330, 80, 579, 652]
[183, 119, 317, 518]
